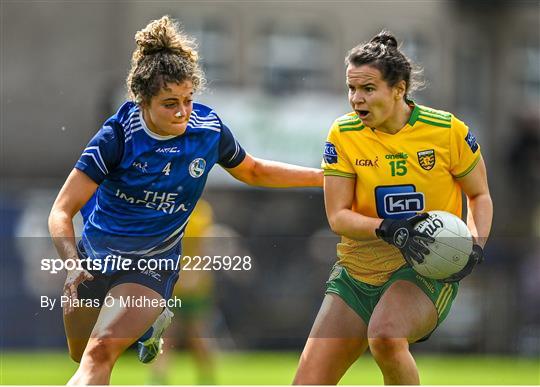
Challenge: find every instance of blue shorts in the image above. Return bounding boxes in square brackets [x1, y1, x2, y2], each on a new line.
[76, 241, 180, 305]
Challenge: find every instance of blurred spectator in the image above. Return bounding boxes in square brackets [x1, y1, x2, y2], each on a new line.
[149, 199, 217, 385]
[505, 111, 540, 236]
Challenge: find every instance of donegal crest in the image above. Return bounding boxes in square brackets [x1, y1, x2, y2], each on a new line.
[417, 149, 436, 170]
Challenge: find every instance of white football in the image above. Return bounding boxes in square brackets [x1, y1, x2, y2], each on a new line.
[412, 210, 473, 280]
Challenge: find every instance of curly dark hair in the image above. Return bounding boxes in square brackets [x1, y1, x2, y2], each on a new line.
[126, 15, 206, 105]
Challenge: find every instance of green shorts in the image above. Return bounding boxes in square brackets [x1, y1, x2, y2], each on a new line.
[326, 264, 458, 340]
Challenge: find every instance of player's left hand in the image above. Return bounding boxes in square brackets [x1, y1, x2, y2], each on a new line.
[443, 244, 484, 283]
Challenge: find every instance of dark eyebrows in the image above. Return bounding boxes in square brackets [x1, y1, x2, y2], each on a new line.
[346, 82, 376, 88]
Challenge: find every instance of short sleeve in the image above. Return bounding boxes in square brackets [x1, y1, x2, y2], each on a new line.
[218, 124, 246, 168]
[74, 120, 124, 184]
[321, 122, 356, 178]
[449, 115, 482, 178]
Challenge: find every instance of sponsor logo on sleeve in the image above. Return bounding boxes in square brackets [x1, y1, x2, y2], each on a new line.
[324, 142, 338, 164]
[465, 132, 479, 153]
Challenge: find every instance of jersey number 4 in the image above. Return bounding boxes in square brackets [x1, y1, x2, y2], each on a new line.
[162, 162, 172, 176]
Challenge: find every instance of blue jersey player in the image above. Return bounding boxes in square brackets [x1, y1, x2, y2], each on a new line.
[48, 16, 323, 385]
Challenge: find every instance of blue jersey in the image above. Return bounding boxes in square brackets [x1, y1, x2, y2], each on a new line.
[75, 101, 245, 269]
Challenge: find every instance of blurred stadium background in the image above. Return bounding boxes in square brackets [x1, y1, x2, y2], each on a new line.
[1, 0, 539, 384]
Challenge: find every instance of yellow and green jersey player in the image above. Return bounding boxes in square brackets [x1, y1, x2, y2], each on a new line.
[322, 104, 481, 286]
[294, 31, 492, 385]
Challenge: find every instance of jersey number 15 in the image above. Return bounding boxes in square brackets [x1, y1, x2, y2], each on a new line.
[389, 160, 407, 176]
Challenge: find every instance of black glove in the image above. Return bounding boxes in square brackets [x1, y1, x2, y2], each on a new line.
[375, 213, 435, 265]
[443, 244, 484, 283]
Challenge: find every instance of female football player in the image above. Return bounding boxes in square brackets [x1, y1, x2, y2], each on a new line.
[48, 16, 322, 385]
[293, 31, 493, 385]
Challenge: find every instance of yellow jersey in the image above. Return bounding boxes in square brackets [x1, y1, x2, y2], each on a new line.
[321, 103, 481, 285]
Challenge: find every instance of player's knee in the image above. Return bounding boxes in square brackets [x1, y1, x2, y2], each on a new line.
[367, 318, 402, 341]
[66, 339, 87, 363]
[368, 337, 408, 362]
[82, 337, 120, 366]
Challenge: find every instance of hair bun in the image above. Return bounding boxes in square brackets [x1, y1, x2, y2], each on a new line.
[135, 23, 174, 55]
[134, 16, 195, 59]
[370, 31, 398, 49]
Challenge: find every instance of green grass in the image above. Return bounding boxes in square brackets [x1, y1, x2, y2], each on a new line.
[1, 350, 538, 385]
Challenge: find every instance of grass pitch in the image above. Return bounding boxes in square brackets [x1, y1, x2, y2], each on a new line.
[1, 350, 538, 385]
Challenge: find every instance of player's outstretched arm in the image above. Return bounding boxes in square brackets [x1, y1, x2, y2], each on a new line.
[224, 153, 323, 188]
[456, 157, 493, 248]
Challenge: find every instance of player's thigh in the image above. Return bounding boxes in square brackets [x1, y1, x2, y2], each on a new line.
[294, 293, 368, 385]
[63, 306, 101, 362]
[63, 274, 108, 361]
[368, 280, 437, 343]
[85, 283, 164, 356]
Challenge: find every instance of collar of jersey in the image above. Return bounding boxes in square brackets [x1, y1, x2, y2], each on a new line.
[367, 100, 419, 137]
[406, 100, 420, 126]
[138, 109, 180, 141]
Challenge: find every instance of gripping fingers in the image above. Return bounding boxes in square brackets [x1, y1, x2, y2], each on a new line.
[410, 248, 425, 264]
[471, 245, 484, 264]
[412, 237, 431, 255]
[443, 274, 460, 283]
[63, 270, 94, 314]
[70, 282, 78, 301]
[63, 282, 77, 314]
[84, 271, 95, 281]
[409, 212, 429, 225]
[404, 246, 424, 264]
[415, 231, 435, 244]
[443, 253, 478, 283]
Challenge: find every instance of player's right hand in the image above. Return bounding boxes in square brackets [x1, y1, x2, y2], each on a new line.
[375, 213, 435, 265]
[63, 268, 94, 314]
